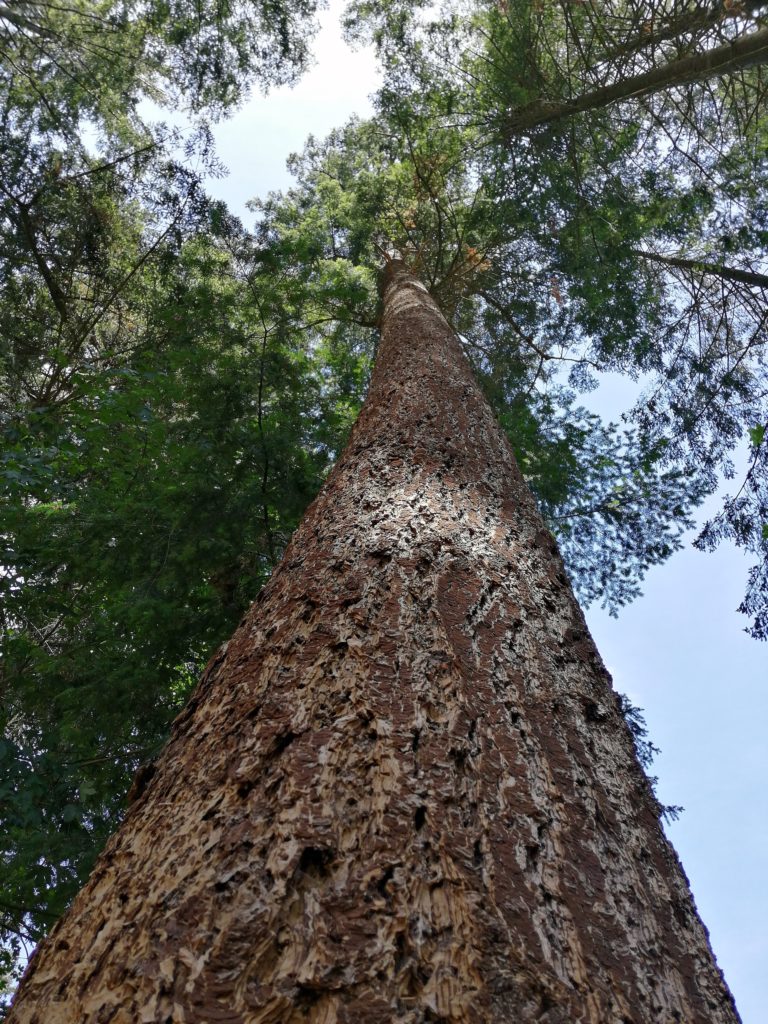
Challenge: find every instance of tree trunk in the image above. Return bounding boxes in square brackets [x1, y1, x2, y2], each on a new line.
[9, 260, 739, 1023]
[507, 26, 768, 135]
[636, 248, 768, 290]
[595, 1, 766, 68]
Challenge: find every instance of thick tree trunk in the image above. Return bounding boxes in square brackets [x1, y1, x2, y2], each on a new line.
[9, 261, 739, 1023]
[507, 26, 768, 134]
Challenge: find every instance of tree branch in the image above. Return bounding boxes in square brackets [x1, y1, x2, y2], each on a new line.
[507, 26, 768, 134]
[636, 248, 768, 289]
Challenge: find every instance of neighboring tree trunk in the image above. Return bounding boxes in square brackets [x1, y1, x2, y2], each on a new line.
[9, 261, 739, 1023]
[507, 26, 768, 134]
[636, 248, 768, 290]
[595, 0, 766, 67]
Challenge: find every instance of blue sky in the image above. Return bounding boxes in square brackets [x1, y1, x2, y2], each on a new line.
[202, 4, 767, 1018]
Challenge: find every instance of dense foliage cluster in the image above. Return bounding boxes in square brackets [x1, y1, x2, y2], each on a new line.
[2, 0, 767, 996]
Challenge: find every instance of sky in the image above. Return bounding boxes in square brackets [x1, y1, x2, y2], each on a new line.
[202, 4, 767, 1019]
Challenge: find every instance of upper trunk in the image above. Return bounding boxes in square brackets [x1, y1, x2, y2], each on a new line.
[9, 261, 739, 1023]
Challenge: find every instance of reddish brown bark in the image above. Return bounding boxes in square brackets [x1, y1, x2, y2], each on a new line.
[9, 261, 739, 1023]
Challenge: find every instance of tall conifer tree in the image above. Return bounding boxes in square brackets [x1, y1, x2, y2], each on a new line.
[8, 261, 739, 1022]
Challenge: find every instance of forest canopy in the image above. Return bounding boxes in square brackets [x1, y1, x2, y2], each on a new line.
[1, 0, 767, 996]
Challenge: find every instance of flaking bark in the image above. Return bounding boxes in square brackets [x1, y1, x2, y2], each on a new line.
[9, 260, 739, 1023]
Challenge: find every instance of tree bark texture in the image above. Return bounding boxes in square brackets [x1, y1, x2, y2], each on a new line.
[9, 261, 739, 1023]
[508, 26, 768, 134]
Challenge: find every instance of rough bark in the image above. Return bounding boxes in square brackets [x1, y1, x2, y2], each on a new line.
[9, 261, 740, 1023]
[507, 26, 768, 134]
